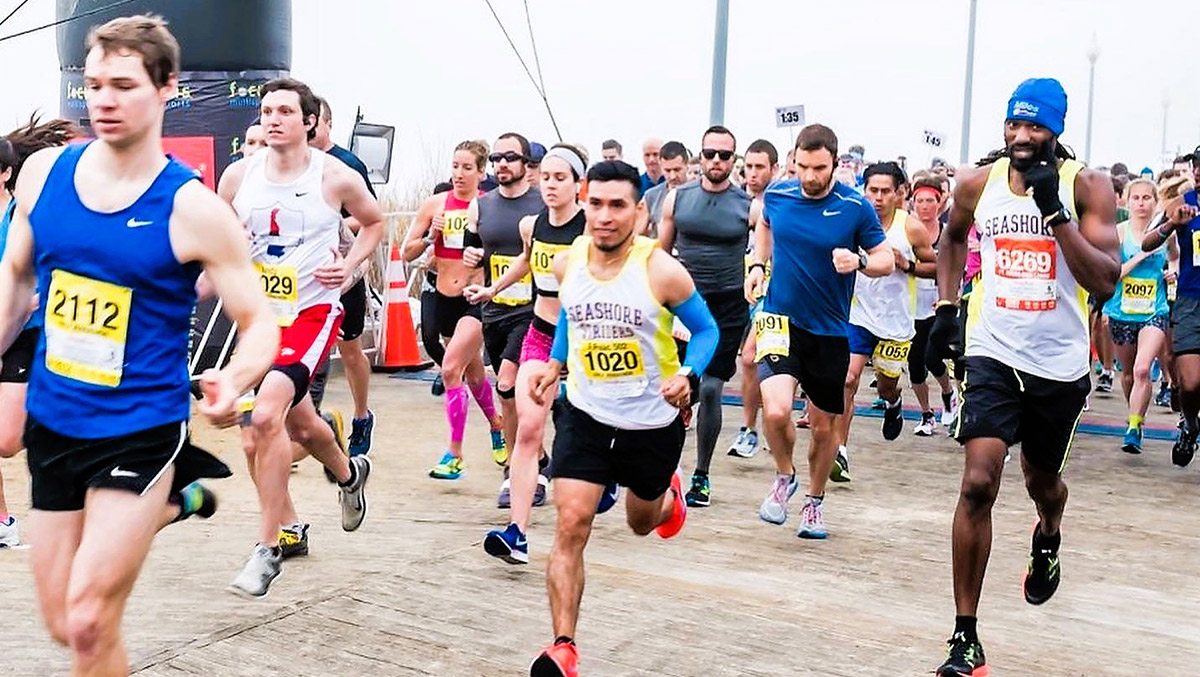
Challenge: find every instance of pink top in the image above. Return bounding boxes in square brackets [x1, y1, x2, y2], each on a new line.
[964, 223, 982, 283]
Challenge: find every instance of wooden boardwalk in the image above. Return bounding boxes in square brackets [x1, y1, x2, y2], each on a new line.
[3, 370, 1199, 675]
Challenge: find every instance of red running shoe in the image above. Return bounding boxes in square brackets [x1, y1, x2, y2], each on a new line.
[530, 641, 579, 677]
[655, 468, 687, 539]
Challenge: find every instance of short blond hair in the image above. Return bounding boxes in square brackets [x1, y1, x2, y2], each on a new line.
[86, 14, 179, 89]
[1125, 177, 1157, 201]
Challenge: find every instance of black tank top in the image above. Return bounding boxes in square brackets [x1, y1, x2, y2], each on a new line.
[529, 207, 586, 298]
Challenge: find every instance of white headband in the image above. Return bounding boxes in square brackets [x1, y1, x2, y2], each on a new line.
[542, 147, 585, 180]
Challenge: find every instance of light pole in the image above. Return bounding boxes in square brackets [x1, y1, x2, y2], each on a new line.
[959, 0, 978, 164]
[709, 0, 730, 126]
[1084, 34, 1100, 165]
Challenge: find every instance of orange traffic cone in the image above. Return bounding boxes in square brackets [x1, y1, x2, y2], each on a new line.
[373, 242, 431, 373]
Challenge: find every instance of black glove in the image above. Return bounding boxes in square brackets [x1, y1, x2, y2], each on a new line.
[1022, 161, 1063, 217]
[929, 303, 962, 361]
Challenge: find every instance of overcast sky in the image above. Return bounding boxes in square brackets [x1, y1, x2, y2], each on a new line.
[3, 0, 1199, 191]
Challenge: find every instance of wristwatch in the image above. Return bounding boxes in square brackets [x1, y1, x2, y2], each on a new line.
[676, 366, 700, 391]
[857, 252, 868, 271]
[1043, 207, 1072, 228]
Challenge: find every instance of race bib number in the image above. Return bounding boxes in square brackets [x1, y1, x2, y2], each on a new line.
[872, 339, 911, 379]
[1120, 277, 1157, 316]
[255, 262, 299, 326]
[441, 209, 469, 250]
[531, 242, 569, 293]
[754, 312, 790, 362]
[44, 269, 132, 387]
[489, 254, 532, 306]
[580, 339, 647, 398]
[994, 238, 1057, 311]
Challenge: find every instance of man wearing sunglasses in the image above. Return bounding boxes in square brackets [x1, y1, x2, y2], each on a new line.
[463, 134, 547, 506]
[658, 125, 757, 508]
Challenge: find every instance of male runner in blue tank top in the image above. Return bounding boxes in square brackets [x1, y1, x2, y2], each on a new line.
[0, 16, 279, 674]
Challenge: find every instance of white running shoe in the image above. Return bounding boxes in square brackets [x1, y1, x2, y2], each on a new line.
[230, 545, 282, 598]
[0, 516, 19, 548]
[728, 427, 760, 458]
[758, 473, 798, 525]
[796, 497, 827, 539]
[941, 390, 960, 427]
[914, 413, 937, 437]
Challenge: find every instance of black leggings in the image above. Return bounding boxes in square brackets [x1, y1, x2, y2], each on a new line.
[909, 316, 947, 383]
[421, 287, 445, 367]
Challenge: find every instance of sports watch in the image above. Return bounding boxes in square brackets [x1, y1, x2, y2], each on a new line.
[1044, 207, 1072, 228]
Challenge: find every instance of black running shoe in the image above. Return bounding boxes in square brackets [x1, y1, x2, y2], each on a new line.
[936, 632, 988, 676]
[1095, 372, 1113, 393]
[1172, 417, 1198, 468]
[1022, 524, 1061, 606]
[882, 402, 903, 440]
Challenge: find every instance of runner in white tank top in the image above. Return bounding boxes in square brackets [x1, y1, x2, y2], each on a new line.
[837, 163, 935, 473]
[907, 176, 957, 435]
[927, 77, 1119, 677]
[217, 78, 384, 599]
[525, 161, 719, 675]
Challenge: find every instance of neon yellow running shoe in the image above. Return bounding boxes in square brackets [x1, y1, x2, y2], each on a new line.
[430, 452, 465, 480]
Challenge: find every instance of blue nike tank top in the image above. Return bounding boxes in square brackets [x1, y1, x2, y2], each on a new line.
[27, 142, 201, 438]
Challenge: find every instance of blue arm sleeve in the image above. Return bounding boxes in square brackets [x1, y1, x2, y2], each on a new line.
[549, 307, 569, 363]
[671, 290, 718, 374]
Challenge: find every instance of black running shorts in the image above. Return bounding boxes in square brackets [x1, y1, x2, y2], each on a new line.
[756, 319, 849, 415]
[952, 355, 1089, 474]
[339, 278, 368, 342]
[550, 400, 684, 502]
[482, 309, 532, 370]
[0, 326, 38, 384]
[1171, 295, 1200, 356]
[25, 418, 231, 511]
[434, 291, 482, 338]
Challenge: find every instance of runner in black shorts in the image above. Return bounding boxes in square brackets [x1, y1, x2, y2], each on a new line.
[0, 16, 279, 670]
[658, 124, 757, 508]
[308, 96, 378, 457]
[746, 124, 892, 540]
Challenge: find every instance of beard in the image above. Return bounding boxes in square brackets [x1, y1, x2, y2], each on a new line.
[1008, 138, 1055, 171]
[594, 229, 633, 253]
[801, 173, 833, 198]
[497, 166, 526, 187]
[703, 166, 731, 185]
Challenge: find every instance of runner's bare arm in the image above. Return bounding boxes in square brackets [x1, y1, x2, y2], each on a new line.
[647, 246, 698, 308]
[1060, 169, 1120, 300]
[171, 182, 278, 396]
[907, 219, 938, 279]
[404, 195, 439, 262]
[744, 212, 771, 304]
[462, 199, 484, 267]
[854, 241, 896, 278]
[635, 196, 651, 235]
[656, 188, 678, 252]
[333, 162, 385, 272]
[938, 165, 988, 302]
[0, 148, 60, 354]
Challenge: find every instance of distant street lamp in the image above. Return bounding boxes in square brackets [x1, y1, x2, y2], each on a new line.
[1085, 33, 1100, 165]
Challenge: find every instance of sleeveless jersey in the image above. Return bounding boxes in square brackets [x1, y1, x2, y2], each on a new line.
[27, 142, 200, 438]
[478, 188, 540, 318]
[849, 209, 917, 341]
[434, 192, 472, 260]
[530, 207, 586, 298]
[915, 218, 942, 320]
[966, 158, 1088, 381]
[561, 236, 681, 430]
[671, 182, 752, 295]
[1104, 220, 1169, 322]
[233, 149, 343, 326]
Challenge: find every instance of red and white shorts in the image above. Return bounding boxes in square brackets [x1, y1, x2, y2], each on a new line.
[273, 304, 343, 405]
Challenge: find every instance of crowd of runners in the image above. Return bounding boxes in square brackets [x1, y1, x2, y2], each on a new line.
[3, 14, 1200, 677]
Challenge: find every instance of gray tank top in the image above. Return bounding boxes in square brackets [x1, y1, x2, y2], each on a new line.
[478, 187, 542, 322]
[672, 182, 752, 294]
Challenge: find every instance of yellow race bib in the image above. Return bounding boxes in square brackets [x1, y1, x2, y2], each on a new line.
[580, 339, 647, 397]
[754, 312, 789, 362]
[255, 262, 299, 326]
[442, 209, 469, 250]
[872, 339, 911, 379]
[531, 241, 569, 293]
[489, 254, 532, 306]
[44, 269, 132, 387]
[1120, 277, 1157, 316]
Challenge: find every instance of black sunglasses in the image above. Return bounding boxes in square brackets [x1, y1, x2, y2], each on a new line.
[701, 148, 735, 161]
[489, 152, 527, 164]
